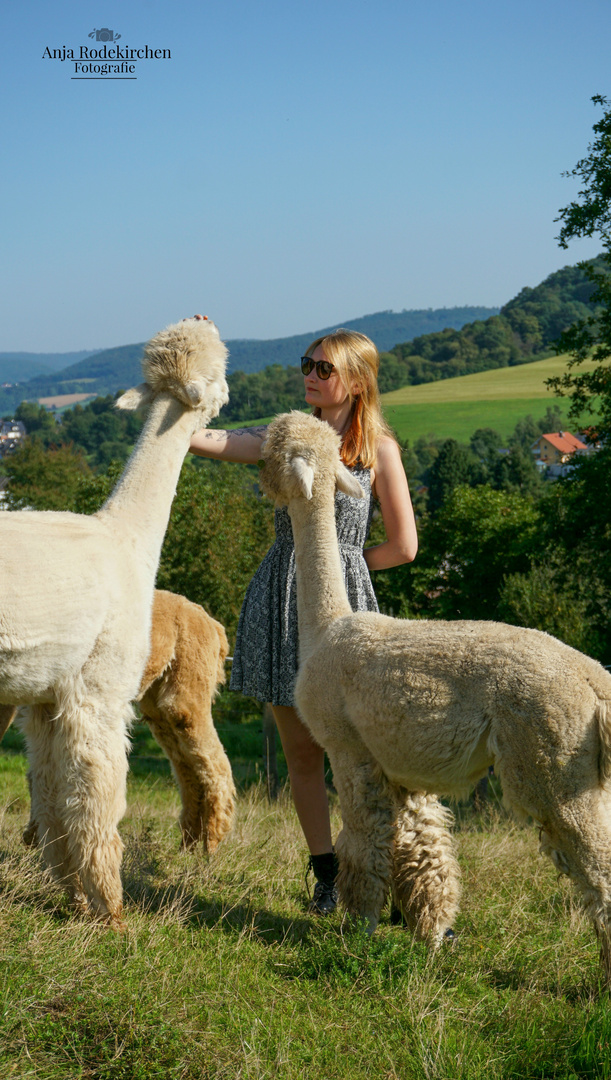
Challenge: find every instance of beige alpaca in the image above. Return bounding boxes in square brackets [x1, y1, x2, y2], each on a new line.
[137, 589, 235, 851]
[3, 589, 236, 855]
[258, 411, 611, 987]
[0, 318, 228, 924]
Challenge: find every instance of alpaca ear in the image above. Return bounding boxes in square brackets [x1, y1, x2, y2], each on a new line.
[183, 379, 209, 406]
[292, 456, 315, 499]
[115, 383, 154, 411]
[336, 463, 365, 499]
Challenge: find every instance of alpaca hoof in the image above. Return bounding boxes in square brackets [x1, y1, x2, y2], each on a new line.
[22, 822, 38, 848]
[390, 904, 405, 927]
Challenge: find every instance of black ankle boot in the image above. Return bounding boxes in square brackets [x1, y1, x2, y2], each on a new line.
[307, 852, 339, 915]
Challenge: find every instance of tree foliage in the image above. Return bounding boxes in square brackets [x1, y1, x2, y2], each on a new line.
[3, 439, 91, 511]
[547, 95, 611, 440]
[409, 485, 541, 621]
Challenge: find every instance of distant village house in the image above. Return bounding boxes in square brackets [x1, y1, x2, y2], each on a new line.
[0, 419, 26, 456]
[532, 430, 587, 466]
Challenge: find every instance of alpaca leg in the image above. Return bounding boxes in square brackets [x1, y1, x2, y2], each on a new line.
[22, 764, 38, 848]
[28, 702, 129, 924]
[326, 741, 396, 934]
[61, 707, 128, 924]
[537, 791, 611, 990]
[391, 793, 461, 945]
[20, 705, 89, 910]
[145, 710, 236, 852]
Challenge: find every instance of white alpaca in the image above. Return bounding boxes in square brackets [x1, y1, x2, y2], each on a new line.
[258, 411, 611, 987]
[0, 318, 228, 925]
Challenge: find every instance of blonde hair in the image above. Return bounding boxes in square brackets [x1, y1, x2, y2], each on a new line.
[304, 328, 394, 468]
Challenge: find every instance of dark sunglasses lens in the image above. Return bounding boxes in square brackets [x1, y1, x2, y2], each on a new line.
[300, 356, 334, 379]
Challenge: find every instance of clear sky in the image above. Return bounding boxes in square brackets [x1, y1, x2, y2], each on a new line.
[1, 0, 609, 352]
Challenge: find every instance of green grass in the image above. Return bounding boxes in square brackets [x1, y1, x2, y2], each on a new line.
[2, 728, 611, 1079]
[380, 354, 596, 443]
[382, 396, 579, 445]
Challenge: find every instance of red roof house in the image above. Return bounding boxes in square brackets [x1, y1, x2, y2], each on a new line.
[532, 430, 587, 466]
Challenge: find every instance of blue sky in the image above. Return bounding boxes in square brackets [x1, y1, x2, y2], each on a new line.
[1, 0, 609, 352]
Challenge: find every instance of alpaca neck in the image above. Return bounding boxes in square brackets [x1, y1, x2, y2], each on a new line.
[288, 490, 352, 664]
[98, 393, 192, 560]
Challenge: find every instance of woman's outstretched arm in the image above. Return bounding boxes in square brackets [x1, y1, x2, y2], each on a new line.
[189, 425, 267, 464]
[364, 437, 418, 571]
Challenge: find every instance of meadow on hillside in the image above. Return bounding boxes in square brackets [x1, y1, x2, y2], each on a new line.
[381, 354, 595, 444]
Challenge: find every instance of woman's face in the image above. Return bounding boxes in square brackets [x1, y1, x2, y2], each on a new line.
[303, 344, 352, 410]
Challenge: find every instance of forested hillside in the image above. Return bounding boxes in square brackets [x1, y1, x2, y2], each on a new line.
[0, 306, 498, 412]
[0, 350, 98, 384]
[376, 259, 604, 393]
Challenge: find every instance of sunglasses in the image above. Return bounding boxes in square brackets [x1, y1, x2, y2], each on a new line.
[300, 356, 335, 380]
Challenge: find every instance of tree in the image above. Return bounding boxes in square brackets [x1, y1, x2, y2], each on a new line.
[408, 484, 541, 621]
[425, 439, 475, 511]
[492, 445, 542, 496]
[3, 440, 91, 511]
[14, 401, 58, 440]
[547, 95, 611, 439]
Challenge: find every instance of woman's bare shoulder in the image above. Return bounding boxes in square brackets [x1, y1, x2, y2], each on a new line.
[374, 435, 402, 468]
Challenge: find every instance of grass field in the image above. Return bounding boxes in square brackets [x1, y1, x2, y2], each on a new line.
[380, 354, 595, 444]
[2, 721, 611, 1080]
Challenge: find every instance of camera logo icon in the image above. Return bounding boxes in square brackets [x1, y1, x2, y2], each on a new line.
[89, 28, 121, 42]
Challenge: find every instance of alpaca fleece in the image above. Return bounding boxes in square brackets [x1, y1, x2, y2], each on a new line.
[0, 317, 228, 925]
[259, 411, 611, 988]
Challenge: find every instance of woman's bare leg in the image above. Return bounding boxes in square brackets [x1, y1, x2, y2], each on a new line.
[271, 705, 333, 855]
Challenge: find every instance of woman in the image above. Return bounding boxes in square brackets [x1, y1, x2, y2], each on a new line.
[189, 318, 418, 913]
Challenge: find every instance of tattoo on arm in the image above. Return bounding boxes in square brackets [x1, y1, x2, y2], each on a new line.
[233, 426, 267, 437]
[200, 426, 267, 440]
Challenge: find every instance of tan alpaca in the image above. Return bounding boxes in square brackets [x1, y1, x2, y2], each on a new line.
[3, 589, 236, 855]
[137, 589, 235, 851]
[0, 318, 229, 924]
[258, 411, 611, 988]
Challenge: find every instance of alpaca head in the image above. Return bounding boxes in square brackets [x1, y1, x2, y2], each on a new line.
[259, 412, 365, 505]
[115, 318, 229, 425]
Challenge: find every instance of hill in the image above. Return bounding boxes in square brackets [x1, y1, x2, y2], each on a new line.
[377, 259, 604, 393]
[0, 307, 497, 413]
[224, 306, 499, 373]
[0, 350, 99, 384]
[381, 353, 596, 443]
